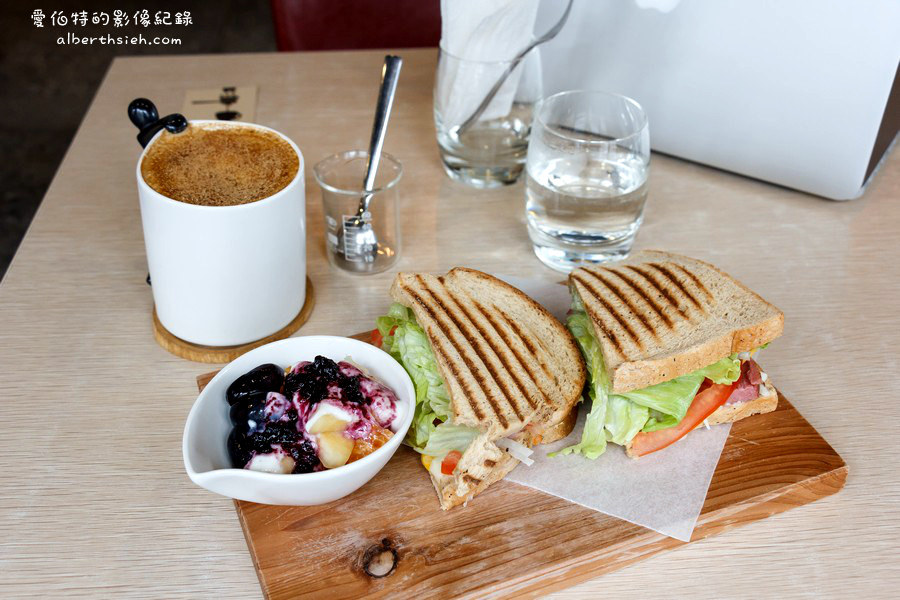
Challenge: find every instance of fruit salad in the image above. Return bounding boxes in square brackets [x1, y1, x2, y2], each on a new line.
[225, 355, 399, 474]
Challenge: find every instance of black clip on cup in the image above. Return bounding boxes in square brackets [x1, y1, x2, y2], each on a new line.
[128, 98, 188, 148]
[129, 98, 188, 286]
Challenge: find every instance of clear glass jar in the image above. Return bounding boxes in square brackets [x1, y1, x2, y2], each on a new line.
[434, 47, 542, 189]
[313, 150, 402, 275]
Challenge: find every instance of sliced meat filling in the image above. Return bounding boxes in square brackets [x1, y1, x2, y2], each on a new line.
[726, 359, 764, 405]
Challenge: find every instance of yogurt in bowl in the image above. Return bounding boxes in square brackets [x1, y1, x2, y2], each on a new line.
[183, 336, 415, 505]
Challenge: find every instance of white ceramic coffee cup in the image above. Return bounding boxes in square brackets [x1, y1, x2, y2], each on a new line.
[136, 120, 306, 347]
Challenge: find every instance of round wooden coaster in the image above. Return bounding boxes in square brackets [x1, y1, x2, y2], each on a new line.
[152, 277, 315, 364]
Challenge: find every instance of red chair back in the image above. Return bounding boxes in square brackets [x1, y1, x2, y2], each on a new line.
[271, 0, 441, 51]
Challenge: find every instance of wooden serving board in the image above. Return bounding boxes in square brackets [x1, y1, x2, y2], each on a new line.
[196, 331, 846, 599]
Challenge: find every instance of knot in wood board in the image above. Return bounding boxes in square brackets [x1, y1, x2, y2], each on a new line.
[362, 538, 398, 578]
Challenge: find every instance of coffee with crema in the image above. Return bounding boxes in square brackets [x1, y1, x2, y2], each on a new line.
[140, 123, 299, 206]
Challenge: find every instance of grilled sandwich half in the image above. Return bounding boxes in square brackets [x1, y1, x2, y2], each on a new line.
[376, 268, 585, 509]
[563, 250, 784, 459]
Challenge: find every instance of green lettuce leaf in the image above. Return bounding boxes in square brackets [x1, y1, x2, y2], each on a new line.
[421, 424, 481, 456]
[696, 356, 742, 385]
[552, 303, 610, 459]
[376, 303, 479, 454]
[605, 394, 650, 445]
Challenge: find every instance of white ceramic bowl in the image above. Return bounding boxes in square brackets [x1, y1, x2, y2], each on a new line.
[182, 336, 414, 505]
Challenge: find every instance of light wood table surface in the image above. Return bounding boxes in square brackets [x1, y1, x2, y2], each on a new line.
[1, 49, 898, 598]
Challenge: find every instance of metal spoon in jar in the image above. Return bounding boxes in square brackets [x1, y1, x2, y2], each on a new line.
[340, 55, 402, 266]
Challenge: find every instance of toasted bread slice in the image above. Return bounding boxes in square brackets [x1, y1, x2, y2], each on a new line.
[392, 267, 585, 439]
[624, 380, 779, 457]
[570, 250, 784, 394]
[431, 410, 579, 509]
[392, 268, 586, 509]
[428, 433, 518, 510]
[537, 405, 579, 444]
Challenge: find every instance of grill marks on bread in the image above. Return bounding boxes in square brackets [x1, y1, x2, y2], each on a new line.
[498, 312, 557, 385]
[616, 267, 678, 326]
[588, 271, 656, 339]
[402, 274, 565, 431]
[573, 260, 718, 361]
[477, 302, 559, 400]
[410, 278, 510, 427]
[646, 263, 705, 312]
[624, 266, 688, 321]
[404, 287, 488, 422]
[672, 263, 714, 301]
[570, 272, 638, 357]
[446, 291, 541, 413]
[430, 283, 528, 422]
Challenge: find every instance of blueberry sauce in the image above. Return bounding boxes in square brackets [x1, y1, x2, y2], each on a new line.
[226, 355, 399, 473]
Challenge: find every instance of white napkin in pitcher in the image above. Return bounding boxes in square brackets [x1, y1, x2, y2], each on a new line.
[438, 0, 540, 126]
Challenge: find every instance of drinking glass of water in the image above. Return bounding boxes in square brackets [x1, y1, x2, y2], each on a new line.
[434, 48, 542, 188]
[525, 90, 650, 271]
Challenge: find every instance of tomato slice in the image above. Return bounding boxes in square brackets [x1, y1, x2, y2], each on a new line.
[441, 450, 462, 475]
[369, 326, 397, 348]
[629, 382, 734, 457]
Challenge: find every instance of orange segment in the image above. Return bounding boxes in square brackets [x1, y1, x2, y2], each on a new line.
[348, 424, 394, 463]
